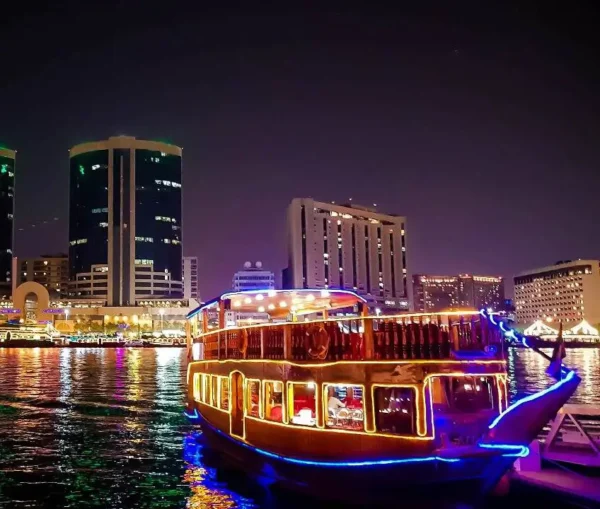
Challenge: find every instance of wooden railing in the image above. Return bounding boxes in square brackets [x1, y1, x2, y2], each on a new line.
[196, 313, 505, 362]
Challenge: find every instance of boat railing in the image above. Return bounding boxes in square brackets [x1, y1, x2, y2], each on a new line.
[195, 312, 505, 362]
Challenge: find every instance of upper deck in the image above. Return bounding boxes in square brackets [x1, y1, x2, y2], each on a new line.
[186, 289, 506, 363]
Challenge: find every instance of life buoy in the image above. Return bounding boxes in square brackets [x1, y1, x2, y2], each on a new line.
[305, 325, 329, 360]
[239, 329, 248, 357]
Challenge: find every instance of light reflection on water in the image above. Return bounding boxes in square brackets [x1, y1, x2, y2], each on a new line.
[0, 347, 598, 508]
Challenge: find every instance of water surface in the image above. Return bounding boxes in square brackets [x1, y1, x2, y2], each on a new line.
[0, 347, 597, 508]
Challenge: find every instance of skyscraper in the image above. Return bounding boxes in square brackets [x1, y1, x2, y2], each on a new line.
[69, 136, 183, 305]
[182, 256, 199, 299]
[284, 198, 408, 311]
[0, 147, 15, 298]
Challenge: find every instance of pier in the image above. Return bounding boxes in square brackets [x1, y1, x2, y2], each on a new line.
[512, 404, 600, 505]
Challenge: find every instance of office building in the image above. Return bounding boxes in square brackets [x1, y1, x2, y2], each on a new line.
[182, 256, 199, 299]
[514, 260, 600, 326]
[284, 199, 408, 311]
[15, 254, 69, 298]
[413, 274, 504, 312]
[232, 261, 275, 291]
[0, 147, 15, 298]
[69, 136, 183, 305]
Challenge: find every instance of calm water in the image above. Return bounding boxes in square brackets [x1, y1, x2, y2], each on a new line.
[0, 347, 597, 508]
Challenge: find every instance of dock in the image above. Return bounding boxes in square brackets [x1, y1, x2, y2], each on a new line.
[511, 404, 600, 505]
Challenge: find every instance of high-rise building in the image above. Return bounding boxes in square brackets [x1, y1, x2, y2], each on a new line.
[69, 136, 183, 305]
[182, 256, 199, 299]
[15, 254, 69, 298]
[284, 199, 408, 311]
[0, 147, 15, 298]
[413, 274, 504, 312]
[232, 261, 275, 291]
[514, 260, 600, 326]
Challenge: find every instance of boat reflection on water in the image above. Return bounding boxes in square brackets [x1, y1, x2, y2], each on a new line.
[184, 433, 263, 508]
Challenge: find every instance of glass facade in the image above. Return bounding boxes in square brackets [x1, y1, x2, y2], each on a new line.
[135, 149, 182, 283]
[69, 138, 183, 303]
[69, 150, 109, 279]
[0, 152, 15, 291]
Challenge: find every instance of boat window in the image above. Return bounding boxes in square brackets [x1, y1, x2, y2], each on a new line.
[264, 381, 284, 422]
[193, 373, 201, 402]
[324, 384, 364, 431]
[246, 380, 261, 418]
[202, 374, 210, 404]
[374, 386, 417, 435]
[211, 375, 219, 407]
[289, 383, 316, 427]
[220, 378, 230, 411]
[431, 376, 497, 413]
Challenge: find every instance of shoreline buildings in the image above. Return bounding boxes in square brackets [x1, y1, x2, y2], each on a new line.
[1, 136, 197, 335]
[0, 147, 15, 299]
[514, 260, 600, 327]
[283, 199, 408, 312]
[182, 256, 199, 300]
[412, 274, 504, 313]
[232, 261, 275, 292]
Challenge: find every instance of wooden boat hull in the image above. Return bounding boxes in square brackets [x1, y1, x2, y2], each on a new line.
[187, 413, 521, 504]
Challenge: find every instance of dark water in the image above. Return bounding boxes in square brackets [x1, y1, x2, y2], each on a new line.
[0, 347, 597, 508]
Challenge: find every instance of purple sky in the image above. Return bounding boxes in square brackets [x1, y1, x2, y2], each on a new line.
[2, 5, 600, 298]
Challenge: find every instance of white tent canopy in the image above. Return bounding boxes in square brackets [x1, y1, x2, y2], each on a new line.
[524, 319, 599, 339]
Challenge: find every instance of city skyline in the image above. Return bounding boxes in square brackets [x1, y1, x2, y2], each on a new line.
[3, 6, 600, 299]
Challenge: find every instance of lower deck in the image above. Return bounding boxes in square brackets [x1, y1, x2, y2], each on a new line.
[187, 359, 508, 461]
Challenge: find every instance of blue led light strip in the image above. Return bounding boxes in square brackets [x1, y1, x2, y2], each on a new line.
[487, 370, 576, 429]
[479, 309, 578, 430]
[185, 411, 528, 466]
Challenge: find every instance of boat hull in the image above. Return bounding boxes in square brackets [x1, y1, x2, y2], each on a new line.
[189, 414, 519, 505]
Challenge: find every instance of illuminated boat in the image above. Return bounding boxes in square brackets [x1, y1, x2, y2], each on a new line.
[184, 290, 580, 503]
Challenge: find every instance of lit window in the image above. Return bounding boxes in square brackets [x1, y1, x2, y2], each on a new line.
[91, 208, 108, 214]
[163, 239, 171, 244]
[193, 374, 201, 401]
[211, 375, 219, 406]
[202, 375, 210, 404]
[289, 383, 316, 427]
[99, 222, 108, 228]
[171, 182, 182, 188]
[247, 380, 261, 418]
[325, 384, 364, 431]
[135, 259, 154, 266]
[135, 237, 153, 243]
[374, 386, 416, 435]
[220, 378, 230, 411]
[264, 381, 284, 422]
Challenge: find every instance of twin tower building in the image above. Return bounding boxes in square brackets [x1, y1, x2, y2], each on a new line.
[2, 136, 184, 305]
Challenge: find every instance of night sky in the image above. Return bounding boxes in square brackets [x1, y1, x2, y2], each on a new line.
[2, 4, 599, 299]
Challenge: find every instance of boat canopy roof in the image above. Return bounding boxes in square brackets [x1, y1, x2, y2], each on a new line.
[187, 289, 366, 320]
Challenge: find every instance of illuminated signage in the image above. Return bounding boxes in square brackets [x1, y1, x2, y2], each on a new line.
[0, 308, 20, 314]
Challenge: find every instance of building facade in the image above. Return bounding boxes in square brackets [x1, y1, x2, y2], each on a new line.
[0, 147, 15, 298]
[69, 136, 183, 305]
[232, 261, 275, 291]
[284, 199, 408, 311]
[413, 274, 504, 312]
[514, 260, 600, 327]
[15, 254, 69, 298]
[182, 256, 199, 299]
